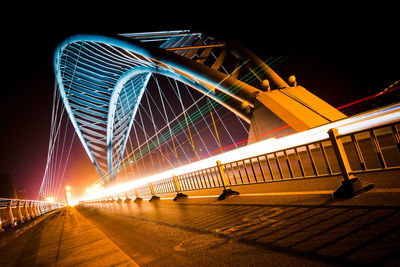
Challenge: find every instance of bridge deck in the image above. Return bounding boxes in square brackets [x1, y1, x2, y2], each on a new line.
[1, 170, 399, 266]
[0, 207, 138, 266]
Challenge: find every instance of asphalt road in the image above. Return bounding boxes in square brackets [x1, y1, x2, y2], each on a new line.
[76, 190, 400, 266]
[2, 168, 400, 266]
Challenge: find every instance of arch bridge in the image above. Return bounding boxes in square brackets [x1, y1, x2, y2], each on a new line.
[54, 30, 345, 180]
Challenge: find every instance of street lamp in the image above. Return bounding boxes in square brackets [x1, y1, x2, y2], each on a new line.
[64, 185, 71, 206]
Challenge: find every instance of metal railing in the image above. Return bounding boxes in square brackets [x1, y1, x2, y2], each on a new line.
[83, 121, 400, 203]
[0, 198, 63, 231]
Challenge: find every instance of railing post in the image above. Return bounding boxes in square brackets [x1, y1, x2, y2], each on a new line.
[217, 160, 229, 190]
[328, 128, 373, 198]
[30, 202, 35, 217]
[216, 160, 239, 200]
[34, 202, 40, 217]
[173, 175, 188, 201]
[7, 200, 15, 227]
[149, 183, 160, 202]
[35, 202, 41, 216]
[124, 193, 132, 203]
[29, 202, 34, 217]
[134, 188, 142, 202]
[16, 201, 23, 223]
[39, 203, 44, 215]
[328, 128, 354, 181]
[24, 201, 30, 221]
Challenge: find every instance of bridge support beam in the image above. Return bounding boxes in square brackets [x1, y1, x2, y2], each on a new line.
[248, 85, 347, 144]
[248, 98, 296, 143]
[216, 160, 239, 200]
[328, 128, 373, 198]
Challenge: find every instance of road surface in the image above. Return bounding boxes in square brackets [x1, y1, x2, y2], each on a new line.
[1, 168, 400, 266]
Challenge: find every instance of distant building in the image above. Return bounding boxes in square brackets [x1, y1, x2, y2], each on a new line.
[0, 174, 18, 198]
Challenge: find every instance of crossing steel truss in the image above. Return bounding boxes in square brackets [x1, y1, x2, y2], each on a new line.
[54, 30, 253, 178]
[54, 30, 345, 180]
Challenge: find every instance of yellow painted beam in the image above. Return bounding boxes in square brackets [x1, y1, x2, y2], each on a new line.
[255, 89, 331, 131]
[282, 86, 347, 122]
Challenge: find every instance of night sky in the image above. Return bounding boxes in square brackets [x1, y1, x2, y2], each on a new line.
[1, 5, 398, 200]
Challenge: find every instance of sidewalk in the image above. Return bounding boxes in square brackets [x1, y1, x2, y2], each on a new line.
[0, 207, 138, 266]
[147, 168, 400, 207]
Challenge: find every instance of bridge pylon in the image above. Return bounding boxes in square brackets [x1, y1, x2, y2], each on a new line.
[227, 40, 346, 143]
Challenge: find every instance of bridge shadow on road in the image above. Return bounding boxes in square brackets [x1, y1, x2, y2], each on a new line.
[0, 209, 65, 266]
[79, 194, 400, 266]
[215, 203, 400, 266]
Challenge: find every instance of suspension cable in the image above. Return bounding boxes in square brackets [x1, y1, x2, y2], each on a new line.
[96, 56, 287, 184]
[153, 74, 180, 163]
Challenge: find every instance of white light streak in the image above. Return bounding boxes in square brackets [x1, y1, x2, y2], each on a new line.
[81, 103, 400, 201]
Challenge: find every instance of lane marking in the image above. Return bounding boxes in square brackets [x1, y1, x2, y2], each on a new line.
[366, 188, 400, 193]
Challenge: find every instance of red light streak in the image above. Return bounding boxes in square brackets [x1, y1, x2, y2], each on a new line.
[189, 85, 400, 162]
[335, 86, 399, 110]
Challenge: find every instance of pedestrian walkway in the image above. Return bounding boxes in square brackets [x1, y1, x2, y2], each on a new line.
[0, 207, 138, 266]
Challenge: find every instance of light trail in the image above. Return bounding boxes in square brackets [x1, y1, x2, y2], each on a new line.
[187, 84, 400, 161]
[81, 102, 400, 201]
[94, 55, 287, 183]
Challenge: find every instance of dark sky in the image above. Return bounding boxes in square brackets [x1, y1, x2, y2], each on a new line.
[1, 5, 398, 199]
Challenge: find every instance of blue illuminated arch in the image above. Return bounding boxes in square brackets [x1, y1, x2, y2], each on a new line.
[54, 31, 257, 178]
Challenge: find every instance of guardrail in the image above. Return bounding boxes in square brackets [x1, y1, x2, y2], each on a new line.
[0, 198, 63, 231]
[82, 121, 400, 204]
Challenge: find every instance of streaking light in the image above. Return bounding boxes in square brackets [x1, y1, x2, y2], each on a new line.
[81, 103, 400, 201]
[45, 197, 55, 203]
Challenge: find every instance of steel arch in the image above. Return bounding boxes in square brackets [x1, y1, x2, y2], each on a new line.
[54, 30, 346, 180]
[54, 31, 259, 178]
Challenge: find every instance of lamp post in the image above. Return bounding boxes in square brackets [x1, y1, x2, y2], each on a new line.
[64, 185, 71, 206]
